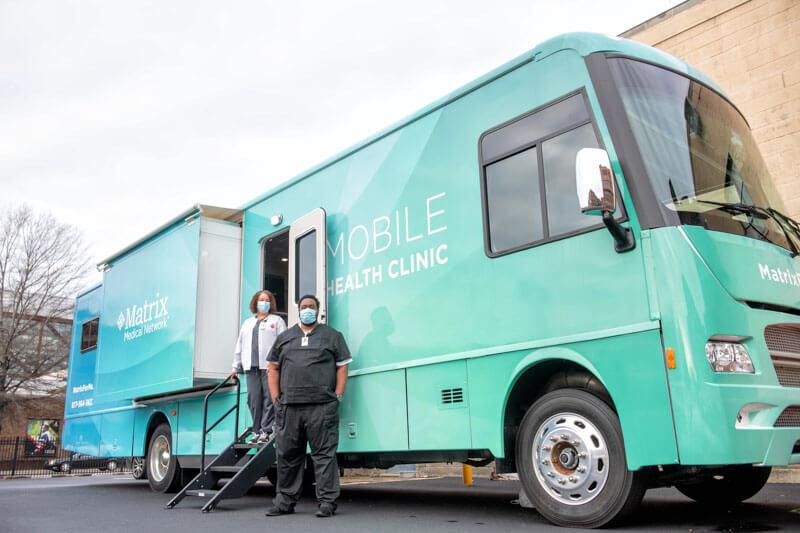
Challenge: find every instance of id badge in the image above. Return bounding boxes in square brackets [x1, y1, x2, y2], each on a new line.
[301, 336, 309, 347]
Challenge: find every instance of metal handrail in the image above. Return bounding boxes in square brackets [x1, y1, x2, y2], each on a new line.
[199, 376, 240, 478]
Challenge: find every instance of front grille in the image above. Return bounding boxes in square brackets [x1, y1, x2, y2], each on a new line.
[775, 406, 800, 427]
[764, 324, 800, 387]
[776, 366, 800, 387]
[764, 324, 800, 355]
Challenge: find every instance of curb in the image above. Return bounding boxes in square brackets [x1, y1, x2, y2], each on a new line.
[769, 466, 800, 484]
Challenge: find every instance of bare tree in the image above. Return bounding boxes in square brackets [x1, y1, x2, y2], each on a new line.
[0, 205, 90, 433]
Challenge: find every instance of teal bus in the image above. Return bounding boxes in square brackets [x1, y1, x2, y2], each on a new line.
[63, 32, 800, 528]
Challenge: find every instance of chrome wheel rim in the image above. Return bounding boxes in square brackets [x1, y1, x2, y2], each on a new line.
[532, 412, 609, 505]
[149, 435, 171, 483]
[132, 457, 145, 478]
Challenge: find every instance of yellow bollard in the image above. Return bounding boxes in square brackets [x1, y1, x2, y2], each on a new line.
[462, 463, 473, 487]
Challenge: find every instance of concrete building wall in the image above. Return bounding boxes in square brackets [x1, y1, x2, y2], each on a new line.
[621, 0, 800, 218]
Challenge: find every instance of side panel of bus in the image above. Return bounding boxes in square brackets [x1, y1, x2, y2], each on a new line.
[240, 48, 678, 467]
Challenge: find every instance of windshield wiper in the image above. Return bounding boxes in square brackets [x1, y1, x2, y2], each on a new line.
[695, 199, 769, 218]
[767, 208, 800, 255]
[694, 199, 799, 257]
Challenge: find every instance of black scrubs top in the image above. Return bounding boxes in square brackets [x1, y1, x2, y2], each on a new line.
[267, 323, 351, 404]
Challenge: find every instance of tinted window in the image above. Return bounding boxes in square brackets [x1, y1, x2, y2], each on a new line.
[481, 91, 621, 256]
[542, 123, 601, 237]
[80, 318, 99, 352]
[485, 148, 543, 253]
[481, 94, 589, 162]
[295, 230, 316, 302]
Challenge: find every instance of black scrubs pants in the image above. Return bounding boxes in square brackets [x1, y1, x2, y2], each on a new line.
[273, 400, 340, 509]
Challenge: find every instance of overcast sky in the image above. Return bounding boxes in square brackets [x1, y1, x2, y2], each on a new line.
[0, 0, 683, 284]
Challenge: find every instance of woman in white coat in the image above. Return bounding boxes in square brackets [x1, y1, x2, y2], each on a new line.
[231, 290, 286, 443]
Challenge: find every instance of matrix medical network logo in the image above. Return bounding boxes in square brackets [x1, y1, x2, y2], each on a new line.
[117, 293, 170, 342]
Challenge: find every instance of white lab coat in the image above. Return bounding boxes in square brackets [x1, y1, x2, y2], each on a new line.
[233, 314, 287, 371]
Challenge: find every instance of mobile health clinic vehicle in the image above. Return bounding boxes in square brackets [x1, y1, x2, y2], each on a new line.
[63, 33, 800, 528]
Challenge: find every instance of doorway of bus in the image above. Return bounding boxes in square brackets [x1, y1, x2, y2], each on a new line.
[261, 230, 289, 324]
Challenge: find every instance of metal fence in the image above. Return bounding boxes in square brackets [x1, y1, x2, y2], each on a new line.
[0, 436, 132, 478]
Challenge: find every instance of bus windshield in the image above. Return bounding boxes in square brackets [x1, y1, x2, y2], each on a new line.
[607, 57, 800, 253]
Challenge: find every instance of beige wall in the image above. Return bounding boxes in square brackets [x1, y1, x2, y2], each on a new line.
[622, 0, 800, 218]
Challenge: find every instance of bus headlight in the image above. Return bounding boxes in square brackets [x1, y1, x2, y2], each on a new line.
[705, 341, 754, 373]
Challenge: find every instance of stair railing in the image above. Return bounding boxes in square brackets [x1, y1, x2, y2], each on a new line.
[200, 376, 241, 480]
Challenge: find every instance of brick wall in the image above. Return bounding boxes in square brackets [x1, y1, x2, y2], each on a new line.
[622, 0, 800, 218]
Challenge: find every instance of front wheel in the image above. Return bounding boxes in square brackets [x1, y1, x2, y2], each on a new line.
[516, 389, 647, 529]
[147, 423, 182, 493]
[676, 466, 772, 505]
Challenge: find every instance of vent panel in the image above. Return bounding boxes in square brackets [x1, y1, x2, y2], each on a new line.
[441, 387, 464, 405]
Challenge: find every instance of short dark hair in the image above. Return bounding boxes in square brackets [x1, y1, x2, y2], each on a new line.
[298, 294, 319, 309]
[249, 290, 277, 315]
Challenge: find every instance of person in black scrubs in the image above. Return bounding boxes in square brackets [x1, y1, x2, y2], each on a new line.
[265, 294, 351, 518]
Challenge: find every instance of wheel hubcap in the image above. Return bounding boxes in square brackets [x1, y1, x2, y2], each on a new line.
[132, 458, 144, 477]
[149, 435, 171, 483]
[532, 412, 609, 505]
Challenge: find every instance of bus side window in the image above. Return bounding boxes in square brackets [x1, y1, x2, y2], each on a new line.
[479, 90, 620, 257]
[80, 317, 99, 353]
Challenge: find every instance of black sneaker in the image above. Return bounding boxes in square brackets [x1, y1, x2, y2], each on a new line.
[315, 504, 335, 518]
[265, 505, 294, 517]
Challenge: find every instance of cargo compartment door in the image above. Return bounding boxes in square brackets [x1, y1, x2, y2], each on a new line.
[288, 208, 327, 327]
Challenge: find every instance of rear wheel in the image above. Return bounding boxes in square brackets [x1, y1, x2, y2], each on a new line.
[676, 466, 772, 505]
[517, 389, 646, 528]
[131, 457, 146, 479]
[147, 423, 182, 493]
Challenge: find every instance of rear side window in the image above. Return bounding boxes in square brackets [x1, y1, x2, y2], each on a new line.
[80, 317, 99, 352]
[480, 91, 618, 256]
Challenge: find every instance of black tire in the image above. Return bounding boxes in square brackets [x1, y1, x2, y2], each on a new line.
[676, 465, 772, 505]
[60, 462, 71, 473]
[516, 389, 647, 529]
[146, 423, 182, 493]
[131, 457, 147, 479]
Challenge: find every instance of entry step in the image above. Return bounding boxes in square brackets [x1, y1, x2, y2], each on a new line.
[210, 466, 242, 474]
[185, 489, 219, 498]
[233, 442, 263, 450]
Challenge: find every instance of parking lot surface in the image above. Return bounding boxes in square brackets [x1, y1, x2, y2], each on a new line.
[0, 475, 798, 532]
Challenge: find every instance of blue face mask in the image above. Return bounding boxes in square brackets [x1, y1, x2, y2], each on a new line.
[299, 308, 317, 325]
[257, 301, 270, 314]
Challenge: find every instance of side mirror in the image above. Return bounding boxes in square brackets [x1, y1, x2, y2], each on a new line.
[574, 148, 635, 253]
[575, 148, 616, 216]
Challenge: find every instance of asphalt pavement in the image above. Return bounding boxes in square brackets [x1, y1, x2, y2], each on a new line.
[0, 475, 798, 532]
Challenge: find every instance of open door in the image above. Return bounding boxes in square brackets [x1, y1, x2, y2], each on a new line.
[288, 208, 327, 327]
